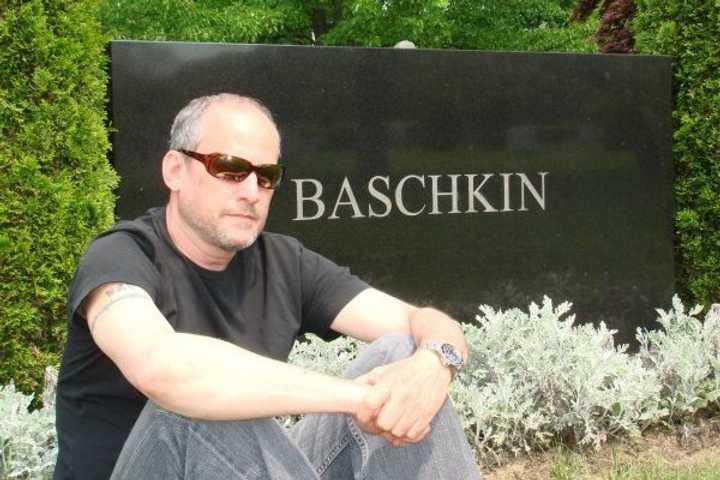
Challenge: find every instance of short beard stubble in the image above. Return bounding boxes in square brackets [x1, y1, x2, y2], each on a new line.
[177, 199, 263, 252]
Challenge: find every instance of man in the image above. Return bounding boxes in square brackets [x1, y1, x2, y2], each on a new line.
[54, 93, 481, 479]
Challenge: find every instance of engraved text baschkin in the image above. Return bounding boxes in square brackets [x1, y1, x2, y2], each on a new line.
[291, 172, 549, 221]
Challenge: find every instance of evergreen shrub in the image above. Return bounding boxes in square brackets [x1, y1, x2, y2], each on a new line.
[317, 0, 453, 48]
[98, 0, 311, 44]
[0, 0, 117, 397]
[446, 0, 596, 52]
[317, 0, 596, 51]
[633, 0, 720, 305]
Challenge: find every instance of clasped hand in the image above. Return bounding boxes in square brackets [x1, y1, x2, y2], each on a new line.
[352, 350, 452, 447]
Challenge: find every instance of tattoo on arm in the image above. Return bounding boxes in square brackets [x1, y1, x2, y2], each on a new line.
[89, 284, 151, 333]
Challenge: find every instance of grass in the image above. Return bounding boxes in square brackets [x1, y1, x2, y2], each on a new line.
[608, 462, 720, 480]
[550, 448, 720, 480]
[484, 420, 720, 480]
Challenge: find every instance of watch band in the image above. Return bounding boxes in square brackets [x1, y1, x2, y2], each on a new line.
[420, 341, 464, 379]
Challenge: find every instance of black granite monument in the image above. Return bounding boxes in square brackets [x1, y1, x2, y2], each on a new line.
[109, 41, 674, 346]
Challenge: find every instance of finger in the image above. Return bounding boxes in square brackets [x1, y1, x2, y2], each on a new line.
[355, 406, 373, 426]
[364, 384, 391, 412]
[354, 416, 383, 435]
[355, 405, 375, 427]
[404, 419, 429, 442]
[405, 424, 431, 444]
[375, 399, 405, 433]
[389, 410, 418, 439]
[356, 384, 390, 426]
[381, 431, 404, 448]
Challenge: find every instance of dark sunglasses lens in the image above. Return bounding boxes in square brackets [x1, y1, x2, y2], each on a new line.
[257, 165, 284, 188]
[209, 154, 284, 189]
[211, 154, 252, 175]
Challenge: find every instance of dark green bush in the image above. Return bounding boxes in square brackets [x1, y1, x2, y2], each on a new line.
[98, 0, 595, 52]
[98, 0, 312, 44]
[0, 0, 117, 397]
[446, 0, 595, 52]
[317, 0, 595, 51]
[318, 0, 452, 47]
[633, 0, 720, 305]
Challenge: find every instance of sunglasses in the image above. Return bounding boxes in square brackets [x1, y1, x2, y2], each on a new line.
[179, 149, 285, 189]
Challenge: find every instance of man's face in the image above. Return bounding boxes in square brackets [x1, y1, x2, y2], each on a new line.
[175, 102, 281, 252]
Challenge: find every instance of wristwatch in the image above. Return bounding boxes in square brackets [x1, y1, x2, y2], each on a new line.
[421, 341, 464, 377]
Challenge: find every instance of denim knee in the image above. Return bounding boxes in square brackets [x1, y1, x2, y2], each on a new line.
[366, 334, 415, 361]
[342, 334, 415, 379]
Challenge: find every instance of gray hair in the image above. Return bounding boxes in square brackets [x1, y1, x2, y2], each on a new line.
[168, 93, 281, 155]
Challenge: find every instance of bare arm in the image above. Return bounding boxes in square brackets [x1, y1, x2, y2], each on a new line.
[331, 288, 468, 369]
[85, 283, 384, 420]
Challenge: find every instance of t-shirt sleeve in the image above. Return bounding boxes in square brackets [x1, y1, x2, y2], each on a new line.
[67, 232, 161, 323]
[299, 245, 369, 340]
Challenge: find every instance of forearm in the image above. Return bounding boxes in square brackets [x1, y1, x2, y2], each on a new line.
[408, 307, 468, 360]
[86, 284, 369, 421]
[138, 332, 367, 420]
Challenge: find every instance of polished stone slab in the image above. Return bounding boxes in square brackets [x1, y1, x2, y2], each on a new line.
[109, 41, 674, 346]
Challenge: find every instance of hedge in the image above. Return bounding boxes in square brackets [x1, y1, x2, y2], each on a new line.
[633, 0, 720, 306]
[98, 0, 312, 44]
[0, 0, 117, 397]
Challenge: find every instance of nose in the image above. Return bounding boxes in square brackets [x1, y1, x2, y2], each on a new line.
[234, 172, 260, 204]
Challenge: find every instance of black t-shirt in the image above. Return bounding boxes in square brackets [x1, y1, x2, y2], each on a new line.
[53, 207, 368, 480]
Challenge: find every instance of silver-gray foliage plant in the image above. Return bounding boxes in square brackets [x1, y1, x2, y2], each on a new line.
[637, 295, 720, 421]
[283, 296, 719, 463]
[0, 383, 56, 479]
[455, 296, 664, 463]
[3, 297, 720, 475]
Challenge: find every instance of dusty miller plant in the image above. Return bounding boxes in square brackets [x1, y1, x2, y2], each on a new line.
[451, 297, 663, 464]
[637, 296, 720, 421]
[288, 334, 361, 377]
[279, 334, 363, 428]
[0, 383, 56, 480]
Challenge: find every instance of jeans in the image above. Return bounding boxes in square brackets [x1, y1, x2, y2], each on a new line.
[110, 335, 483, 479]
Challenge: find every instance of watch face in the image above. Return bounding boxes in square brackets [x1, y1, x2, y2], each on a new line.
[440, 343, 463, 367]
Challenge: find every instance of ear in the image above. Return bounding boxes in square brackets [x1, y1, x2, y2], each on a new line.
[162, 150, 186, 192]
